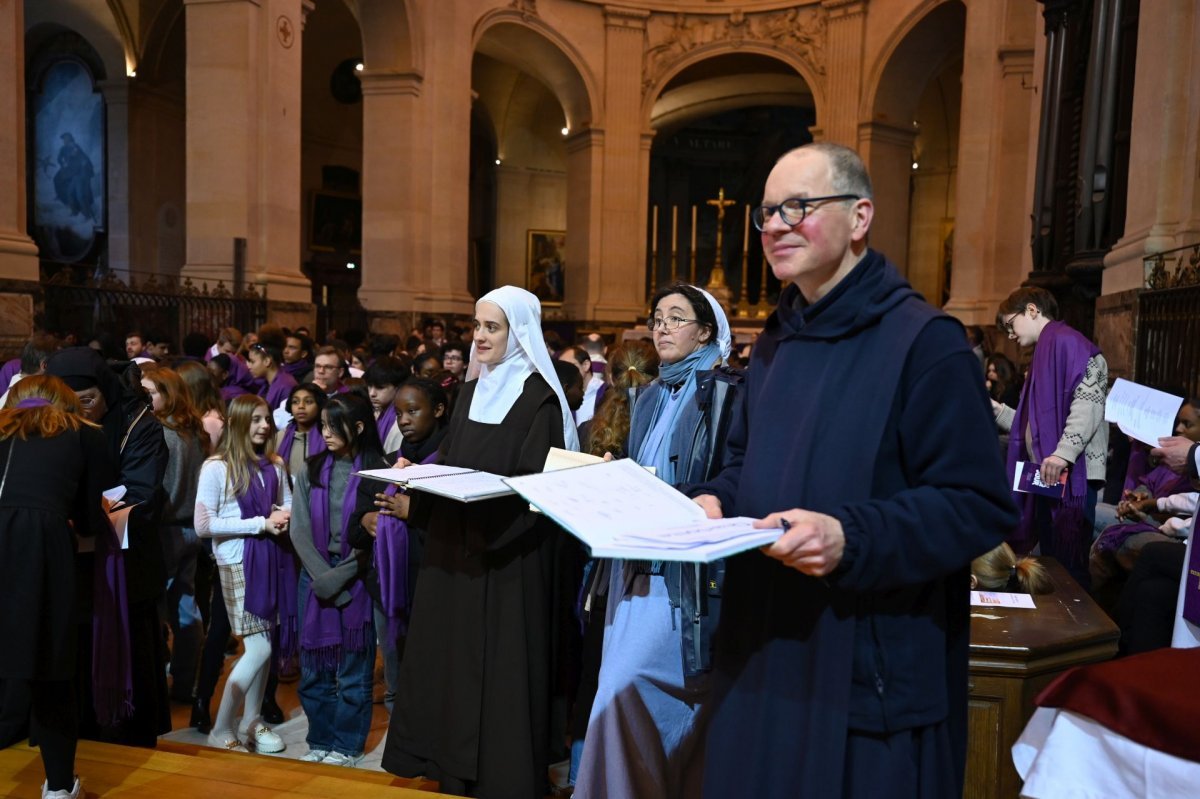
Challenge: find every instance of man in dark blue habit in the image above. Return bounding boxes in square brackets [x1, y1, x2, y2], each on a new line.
[690, 143, 1020, 797]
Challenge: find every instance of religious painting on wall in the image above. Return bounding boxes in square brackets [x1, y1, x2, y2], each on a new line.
[527, 230, 565, 306]
[309, 192, 362, 253]
[31, 59, 105, 263]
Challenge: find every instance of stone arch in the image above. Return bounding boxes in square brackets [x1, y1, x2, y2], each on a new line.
[472, 11, 599, 132]
[24, 2, 127, 81]
[358, 0, 421, 75]
[862, 0, 966, 125]
[643, 43, 824, 131]
[860, 0, 966, 303]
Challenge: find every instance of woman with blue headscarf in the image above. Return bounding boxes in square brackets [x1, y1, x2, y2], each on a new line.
[381, 286, 578, 798]
[574, 283, 743, 799]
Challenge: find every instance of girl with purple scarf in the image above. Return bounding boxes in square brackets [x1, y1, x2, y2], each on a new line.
[290, 393, 387, 766]
[275, 382, 327, 482]
[994, 286, 1109, 589]
[349, 376, 449, 711]
[195, 395, 293, 754]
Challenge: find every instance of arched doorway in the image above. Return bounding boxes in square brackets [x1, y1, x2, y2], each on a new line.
[646, 52, 817, 312]
[864, 0, 966, 305]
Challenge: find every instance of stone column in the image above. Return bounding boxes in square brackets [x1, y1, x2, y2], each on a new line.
[183, 0, 312, 322]
[1102, 0, 1200, 294]
[100, 79, 131, 279]
[580, 6, 650, 322]
[858, 121, 916, 270]
[944, 0, 1036, 324]
[0, 0, 38, 353]
[820, 0, 867, 147]
[564, 128, 604, 319]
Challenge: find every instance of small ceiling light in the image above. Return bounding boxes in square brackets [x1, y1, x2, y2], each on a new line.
[127, 68, 137, 78]
[355, 62, 364, 72]
[911, 162, 919, 170]
[561, 127, 569, 136]
[346, 262, 357, 270]
[495, 158, 502, 165]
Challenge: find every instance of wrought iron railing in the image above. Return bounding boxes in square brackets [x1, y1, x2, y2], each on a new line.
[41, 266, 267, 347]
[1136, 242, 1200, 398]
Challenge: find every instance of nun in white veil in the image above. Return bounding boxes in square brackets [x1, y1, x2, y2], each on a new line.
[380, 285, 576, 798]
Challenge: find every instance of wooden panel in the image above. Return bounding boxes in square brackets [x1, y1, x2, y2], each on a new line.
[965, 694, 1003, 799]
[0, 739, 452, 799]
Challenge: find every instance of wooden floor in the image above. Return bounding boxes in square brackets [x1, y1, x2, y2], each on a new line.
[0, 738, 452, 798]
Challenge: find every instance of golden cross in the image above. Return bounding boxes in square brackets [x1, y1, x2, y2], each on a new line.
[706, 187, 736, 224]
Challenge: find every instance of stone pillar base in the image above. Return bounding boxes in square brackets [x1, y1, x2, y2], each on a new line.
[266, 300, 316, 335]
[0, 278, 39, 359]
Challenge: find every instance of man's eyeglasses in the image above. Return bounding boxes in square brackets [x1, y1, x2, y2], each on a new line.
[1000, 311, 1022, 336]
[751, 194, 861, 231]
[647, 315, 697, 332]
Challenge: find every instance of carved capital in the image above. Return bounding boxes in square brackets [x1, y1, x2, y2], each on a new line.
[605, 5, 650, 30]
[359, 69, 424, 98]
[821, 0, 866, 22]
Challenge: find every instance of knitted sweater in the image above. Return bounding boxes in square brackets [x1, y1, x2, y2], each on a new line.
[995, 353, 1109, 482]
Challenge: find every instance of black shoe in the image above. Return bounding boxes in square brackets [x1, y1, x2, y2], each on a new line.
[190, 699, 212, 734]
[260, 696, 284, 725]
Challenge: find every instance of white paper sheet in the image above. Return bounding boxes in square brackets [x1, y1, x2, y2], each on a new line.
[504, 458, 783, 562]
[970, 590, 1037, 608]
[1104, 378, 1184, 447]
[356, 464, 514, 502]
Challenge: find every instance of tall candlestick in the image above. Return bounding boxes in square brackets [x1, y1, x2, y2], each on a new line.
[652, 205, 659, 249]
[690, 205, 697, 284]
[742, 204, 750, 252]
[671, 206, 678, 283]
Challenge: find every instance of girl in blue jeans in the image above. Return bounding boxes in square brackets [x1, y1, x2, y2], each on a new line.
[290, 393, 388, 765]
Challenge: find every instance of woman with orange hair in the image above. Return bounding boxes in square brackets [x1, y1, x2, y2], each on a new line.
[0, 375, 114, 799]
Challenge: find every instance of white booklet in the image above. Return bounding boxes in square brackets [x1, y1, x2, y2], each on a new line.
[1104, 378, 1184, 447]
[503, 458, 783, 562]
[356, 464, 515, 502]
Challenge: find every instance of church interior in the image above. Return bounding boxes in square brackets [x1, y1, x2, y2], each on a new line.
[2, 0, 1200, 797]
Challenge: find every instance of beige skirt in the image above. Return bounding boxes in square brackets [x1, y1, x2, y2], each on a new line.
[218, 561, 272, 637]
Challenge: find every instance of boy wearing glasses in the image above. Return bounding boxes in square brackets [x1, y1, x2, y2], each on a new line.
[993, 285, 1108, 590]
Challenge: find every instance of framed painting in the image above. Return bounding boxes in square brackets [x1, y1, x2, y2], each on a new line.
[526, 229, 565, 306]
[309, 191, 362, 253]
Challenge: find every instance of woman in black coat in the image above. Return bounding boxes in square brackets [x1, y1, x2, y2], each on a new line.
[47, 346, 170, 746]
[0, 375, 114, 798]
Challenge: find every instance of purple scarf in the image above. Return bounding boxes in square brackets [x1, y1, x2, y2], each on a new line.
[1006, 321, 1101, 562]
[279, 422, 326, 467]
[239, 458, 298, 660]
[374, 448, 438, 643]
[376, 404, 397, 445]
[301, 453, 372, 670]
[93, 512, 133, 725]
[1185, 520, 1200, 626]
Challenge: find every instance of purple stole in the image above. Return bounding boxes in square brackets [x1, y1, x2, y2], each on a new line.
[0, 358, 20, 387]
[93, 517, 134, 725]
[1005, 321, 1100, 563]
[239, 458, 298, 659]
[262, 370, 298, 413]
[279, 422, 326, 467]
[282, 360, 310, 381]
[1185, 519, 1200, 625]
[301, 453, 372, 670]
[375, 448, 437, 643]
[376, 404, 397, 444]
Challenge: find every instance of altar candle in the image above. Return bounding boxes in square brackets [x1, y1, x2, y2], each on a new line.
[691, 205, 697, 250]
[672, 206, 678, 250]
[743, 204, 750, 251]
[652, 206, 658, 250]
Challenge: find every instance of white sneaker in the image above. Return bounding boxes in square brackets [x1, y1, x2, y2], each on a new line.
[245, 724, 285, 754]
[41, 777, 80, 799]
[322, 751, 364, 767]
[300, 748, 329, 762]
